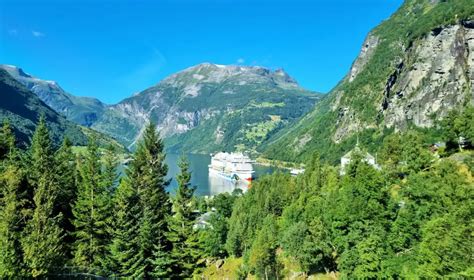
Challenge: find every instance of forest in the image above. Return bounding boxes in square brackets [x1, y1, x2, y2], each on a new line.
[0, 106, 473, 279]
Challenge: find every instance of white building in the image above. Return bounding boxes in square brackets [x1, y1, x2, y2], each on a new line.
[340, 146, 380, 175]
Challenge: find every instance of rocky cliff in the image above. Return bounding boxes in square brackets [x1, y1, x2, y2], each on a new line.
[264, 0, 474, 163]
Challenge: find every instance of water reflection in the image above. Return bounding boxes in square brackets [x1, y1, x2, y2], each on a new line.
[208, 174, 248, 196]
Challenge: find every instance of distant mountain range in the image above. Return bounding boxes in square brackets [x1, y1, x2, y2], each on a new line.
[0, 68, 88, 146]
[2, 0, 472, 160]
[1, 65, 106, 126]
[1, 63, 322, 154]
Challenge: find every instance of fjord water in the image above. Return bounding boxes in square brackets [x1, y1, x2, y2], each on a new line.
[164, 153, 281, 196]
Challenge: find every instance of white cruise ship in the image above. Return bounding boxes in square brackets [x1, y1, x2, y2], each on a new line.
[208, 152, 255, 184]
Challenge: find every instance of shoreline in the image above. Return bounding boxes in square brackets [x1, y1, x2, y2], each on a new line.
[254, 157, 305, 171]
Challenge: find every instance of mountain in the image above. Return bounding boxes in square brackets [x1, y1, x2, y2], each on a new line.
[91, 63, 322, 153]
[263, 0, 474, 163]
[0, 68, 88, 146]
[0, 64, 106, 126]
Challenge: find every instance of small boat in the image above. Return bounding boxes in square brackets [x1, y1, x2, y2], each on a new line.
[209, 152, 255, 184]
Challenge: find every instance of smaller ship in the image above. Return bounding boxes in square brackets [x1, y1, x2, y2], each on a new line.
[209, 152, 255, 184]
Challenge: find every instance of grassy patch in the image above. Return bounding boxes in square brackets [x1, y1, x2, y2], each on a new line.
[200, 257, 243, 279]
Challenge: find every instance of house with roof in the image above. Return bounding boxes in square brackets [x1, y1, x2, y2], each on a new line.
[340, 146, 380, 175]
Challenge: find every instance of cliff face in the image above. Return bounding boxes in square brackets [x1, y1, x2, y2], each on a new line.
[91, 63, 321, 152]
[333, 22, 474, 143]
[264, 0, 474, 163]
[382, 22, 474, 129]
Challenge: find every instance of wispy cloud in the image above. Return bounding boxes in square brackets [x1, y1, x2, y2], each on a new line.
[236, 58, 245, 64]
[32, 30, 45, 38]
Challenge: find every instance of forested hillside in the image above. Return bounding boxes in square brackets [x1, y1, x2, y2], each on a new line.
[0, 69, 89, 147]
[1, 0, 473, 279]
[264, 0, 474, 163]
[0, 104, 472, 278]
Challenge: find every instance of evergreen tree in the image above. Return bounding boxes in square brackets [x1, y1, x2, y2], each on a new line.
[54, 137, 78, 259]
[107, 178, 141, 277]
[0, 163, 27, 277]
[124, 122, 173, 278]
[247, 215, 280, 280]
[169, 156, 201, 277]
[101, 145, 118, 195]
[0, 128, 27, 278]
[21, 116, 65, 277]
[72, 137, 112, 272]
[0, 121, 15, 161]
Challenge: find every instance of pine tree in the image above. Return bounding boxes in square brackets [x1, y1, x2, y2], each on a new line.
[169, 156, 201, 277]
[107, 178, 141, 277]
[54, 137, 78, 259]
[247, 215, 280, 280]
[126, 122, 173, 278]
[0, 127, 28, 277]
[72, 137, 112, 273]
[0, 121, 15, 161]
[0, 163, 27, 277]
[21, 116, 65, 277]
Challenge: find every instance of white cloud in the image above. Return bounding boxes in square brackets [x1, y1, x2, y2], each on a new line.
[32, 30, 45, 37]
[236, 58, 245, 64]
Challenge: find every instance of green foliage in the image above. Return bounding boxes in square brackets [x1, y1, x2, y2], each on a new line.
[107, 178, 141, 276]
[0, 131, 28, 278]
[169, 156, 201, 277]
[226, 173, 297, 257]
[115, 122, 173, 278]
[0, 69, 88, 147]
[246, 216, 280, 279]
[441, 105, 474, 152]
[72, 137, 114, 271]
[54, 137, 78, 259]
[264, 0, 474, 163]
[21, 116, 65, 277]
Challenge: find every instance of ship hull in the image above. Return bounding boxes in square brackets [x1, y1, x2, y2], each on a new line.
[209, 168, 253, 184]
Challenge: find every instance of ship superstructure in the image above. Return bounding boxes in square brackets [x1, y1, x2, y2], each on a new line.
[208, 152, 255, 184]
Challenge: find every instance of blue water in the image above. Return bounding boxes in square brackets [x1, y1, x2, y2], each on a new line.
[164, 153, 281, 196]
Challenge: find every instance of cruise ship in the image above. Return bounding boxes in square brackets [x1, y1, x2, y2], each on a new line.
[208, 152, 255, 184]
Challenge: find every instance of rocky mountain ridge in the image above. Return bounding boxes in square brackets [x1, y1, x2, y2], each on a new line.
[264, 0, 474, 163]
[0, 68, 88, 146]
[91, 63, 321, 152]
[0, 65, 106, 126]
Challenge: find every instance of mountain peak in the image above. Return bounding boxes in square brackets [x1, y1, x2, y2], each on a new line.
[1, 64, 32, 79]
[162, 62, 300, 88]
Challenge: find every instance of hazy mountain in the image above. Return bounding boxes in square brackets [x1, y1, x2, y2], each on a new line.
[92, 63, 322, 153]
[263, 0, 474, 163]
[0, 68, 88, 146]
[0, 64, 106, 126]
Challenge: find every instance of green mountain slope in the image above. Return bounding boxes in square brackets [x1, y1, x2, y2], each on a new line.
[264, 0, 474, 163]
[92, 63, 322, 153]
[0, 68, 88, 146]
[0, 65, 106, 126]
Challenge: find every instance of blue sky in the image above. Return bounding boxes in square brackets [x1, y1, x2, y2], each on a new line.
[0, 0, 403, 104]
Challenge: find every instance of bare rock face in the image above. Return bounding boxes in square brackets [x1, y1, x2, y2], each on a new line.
[348, 34, 379, 82]
[382, 23, 474, 129]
